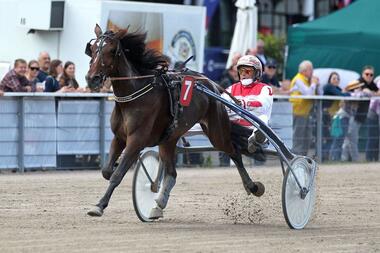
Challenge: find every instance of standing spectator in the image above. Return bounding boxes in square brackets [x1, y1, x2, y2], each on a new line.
[289, 60, 319, 156]
[322, 72, 351, 161]
[261, 58, 280, 88]
[59, 61, 82, 92]
[44, 59, 64, 92]
[255, 39, 267, 66]
[219, 53, 241, 166]
[342, 66, 379, 161]
[37, 51, 51, 82]
[0, 59, 34, 92]
[365, 78, 380, 161]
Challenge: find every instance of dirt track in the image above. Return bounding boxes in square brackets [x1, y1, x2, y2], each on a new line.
[0, 163, 379, 253]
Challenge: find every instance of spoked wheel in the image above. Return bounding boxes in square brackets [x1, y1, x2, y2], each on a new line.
[282, 156, 317, 229]
[132, 150, 163, 222]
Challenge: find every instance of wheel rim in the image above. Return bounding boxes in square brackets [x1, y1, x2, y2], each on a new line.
[134, 153, 161, 221]
[284, 158, 316, 229]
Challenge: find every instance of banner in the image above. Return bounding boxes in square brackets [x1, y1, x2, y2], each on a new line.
[101, 1, 206, 72]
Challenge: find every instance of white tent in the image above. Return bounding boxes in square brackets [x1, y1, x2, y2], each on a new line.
[226, 0, 258, 69]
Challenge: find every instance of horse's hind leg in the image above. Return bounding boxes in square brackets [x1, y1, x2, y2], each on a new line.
[87, 136, 142, 217]
[102, 137, 126, 180]
[201, 120, 264, 197]
[149, 139, 178, 219]
[229, 151, 265, 196]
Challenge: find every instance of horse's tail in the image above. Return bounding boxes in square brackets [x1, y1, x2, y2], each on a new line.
[230, 122, 266, 161]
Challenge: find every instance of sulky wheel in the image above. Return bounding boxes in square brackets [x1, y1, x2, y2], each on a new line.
[132, 150, 163, 222]
[282, 156, 317, 229]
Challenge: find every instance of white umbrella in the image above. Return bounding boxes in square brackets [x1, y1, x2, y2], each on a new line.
[226, 0, 258, 69]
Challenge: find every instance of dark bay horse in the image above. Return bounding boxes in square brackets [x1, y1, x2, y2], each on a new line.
[85, 24, 264, 218]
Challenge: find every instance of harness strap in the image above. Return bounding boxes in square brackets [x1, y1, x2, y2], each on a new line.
[109, 74, 155, 81]
[113, 83, 154, 103]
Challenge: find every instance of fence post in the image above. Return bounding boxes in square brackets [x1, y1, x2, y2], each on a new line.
[316, 99, 323, 162]
[99, 97, 106, 168]
[18, 97, 25, 172]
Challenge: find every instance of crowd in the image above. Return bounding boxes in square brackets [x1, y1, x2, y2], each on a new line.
[1, 45, 380, 164]
[219, 39, 380, 164]
[0, 51, 111, 94]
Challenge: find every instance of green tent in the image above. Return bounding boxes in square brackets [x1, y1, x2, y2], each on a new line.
[286, 0, 380, 78]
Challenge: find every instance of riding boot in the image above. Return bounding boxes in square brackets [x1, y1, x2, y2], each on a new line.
[248, 130, 266, 153]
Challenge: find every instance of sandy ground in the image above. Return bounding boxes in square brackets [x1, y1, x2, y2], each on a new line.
[0, 162, 379, 253]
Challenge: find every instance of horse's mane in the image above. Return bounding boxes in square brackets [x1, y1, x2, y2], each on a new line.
[118, 31, 168, 73]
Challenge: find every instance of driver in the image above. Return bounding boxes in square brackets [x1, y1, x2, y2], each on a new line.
[221, 55, 273, 153]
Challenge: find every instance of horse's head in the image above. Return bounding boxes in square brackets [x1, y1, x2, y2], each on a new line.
[85, 24, 128, 91]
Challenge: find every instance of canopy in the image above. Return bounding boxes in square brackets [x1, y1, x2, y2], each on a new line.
[226, 0, 257, 69]
[286, 0, 380, 79]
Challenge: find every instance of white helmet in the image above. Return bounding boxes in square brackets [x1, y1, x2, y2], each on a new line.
[237, 55, 263, 80]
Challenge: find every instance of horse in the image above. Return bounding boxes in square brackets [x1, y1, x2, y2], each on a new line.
[85, 24, 265, 218]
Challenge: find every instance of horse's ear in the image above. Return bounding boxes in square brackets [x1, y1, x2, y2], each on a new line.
[94, 24, 102, 38]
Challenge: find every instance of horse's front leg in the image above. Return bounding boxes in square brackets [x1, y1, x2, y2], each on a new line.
[87, 139, 141, 217]
[149, 140, 178, 219]
[102, 136, 126, 180]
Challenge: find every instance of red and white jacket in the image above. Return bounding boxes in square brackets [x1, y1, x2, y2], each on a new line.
[221, 81, 273, 129]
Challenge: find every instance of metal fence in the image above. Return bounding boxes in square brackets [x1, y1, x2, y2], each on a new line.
[0, 93, 376, 171]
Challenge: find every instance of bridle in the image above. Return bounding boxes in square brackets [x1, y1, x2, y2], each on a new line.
[86, 32, 163, 102]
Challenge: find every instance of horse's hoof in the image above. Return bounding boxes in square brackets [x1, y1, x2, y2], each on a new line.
[252, 181, 265, 197]
[149, 207, 163, 220]
[87, 206, 103, 217]
[102, 170, 112, 181]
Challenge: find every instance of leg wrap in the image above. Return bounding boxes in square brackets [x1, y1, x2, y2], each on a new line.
[155, 175, 176, 209]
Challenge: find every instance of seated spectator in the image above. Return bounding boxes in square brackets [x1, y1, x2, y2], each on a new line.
[220, 52, 240, 89]
[261, 58, 280, 88]
[59, 61, 84, 92]
[25, 60, 44, 92]
[44, 59, 65, 92]
[0, 59, 34, 92]
[37, 51, 51, 82]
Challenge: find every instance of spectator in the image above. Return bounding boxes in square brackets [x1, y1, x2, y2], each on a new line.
[44, 59, 64, 92]
[219, 52, 241, 166]
[59, 61, 83, 92]
[220, 52, 240, 89]
[0, 59, 34, 92]
[25, 60, 44, 92]
[342, 66, 379, 161]
[322, 72, 351, 161]
[37, 51, 51, 82]
[255, 39, 267, 66]
[261, 58, 280, 88]
[329, 101, 351, 161]
[289, 60, 319, 156]
[365, 79, 380, 161]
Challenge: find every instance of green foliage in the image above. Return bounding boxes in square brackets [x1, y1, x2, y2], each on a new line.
[258, 33, 286, 77]
[202, 154, 213, 167]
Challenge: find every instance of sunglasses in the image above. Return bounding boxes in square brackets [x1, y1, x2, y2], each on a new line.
[364, 72, 374, 77]
[30, 67, 40, 71]
[238, 67, 254, 75]
[267, 66, 276, 69]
